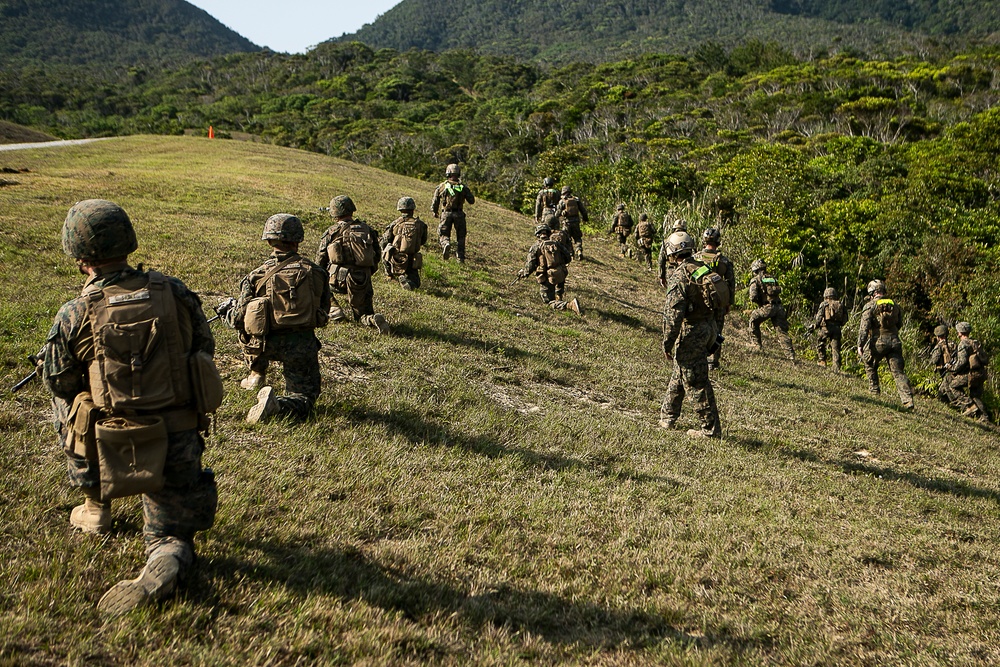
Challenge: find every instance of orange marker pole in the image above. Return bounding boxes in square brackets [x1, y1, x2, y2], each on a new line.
[208, 125, 215, 139]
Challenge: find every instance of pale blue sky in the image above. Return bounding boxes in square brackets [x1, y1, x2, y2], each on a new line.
[186, 0, 402, 54]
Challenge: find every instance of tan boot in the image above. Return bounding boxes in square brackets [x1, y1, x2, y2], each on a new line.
[363, 314, 390, 335]
[97, 554, 180, 617]
[70, 496, 111, 534]
[568, 298, 583, 316]
[246, 386, 278, 424]
[239, 371, 265, 391]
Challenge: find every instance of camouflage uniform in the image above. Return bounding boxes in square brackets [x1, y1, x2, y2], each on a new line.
[226, 249, 330, 420]
[611, 207, 634, 257]
[521, 227, 575, 310]
[928, 326, 956, 402]
[857, 294, 914, 409]
[535, 183, 560, 230]
[43, 266, 218, 582]
[694, 245, 735, 370]
[382, 211, 428, 290]
[660, 254, 723, 437]
[748, 270, 795, 360]
[945, 329, 988, 419]
[634, 215, 656, 270]
[316, 216, 382, 325]
[432, 168, 475, 262]
[555, 187, 589, 260]
[811, 294, 848, 370]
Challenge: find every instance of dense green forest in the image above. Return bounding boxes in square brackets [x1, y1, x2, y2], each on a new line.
[0, 0, 259, 68]
[3, 40, 1000, 395]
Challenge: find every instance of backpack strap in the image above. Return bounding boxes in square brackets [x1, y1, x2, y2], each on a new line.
[255, 255, 300, 297]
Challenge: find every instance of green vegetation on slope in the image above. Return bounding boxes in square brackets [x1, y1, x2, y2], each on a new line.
[1, 136, 999, 664]
[0, 119, 55, 144]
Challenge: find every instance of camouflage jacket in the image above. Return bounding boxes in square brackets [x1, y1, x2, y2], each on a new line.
[431, 180, 475, 216]
[635, 220, 656, 243]
[611, 211, 634, 234]
[950, 337, 985, 376]
[694, 248, 736, 308]
[929, 338, 957, 375]
[748, 273, 782, 307]
[227, 249, 331, 332]
[813, 298, 848, 333]
[382, 214, 428, 254]
[555, 196, 589, 223]
[534, 188, 560, 220]
[662, 256, 716, 352]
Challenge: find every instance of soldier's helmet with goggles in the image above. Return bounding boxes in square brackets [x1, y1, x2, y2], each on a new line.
[664, 231, 695, 258]
[866, 279, 886, 296]
[702, 227, 721, 245]
[261, 213, 304, 243]
[543, 177, 555, 187]
[62, 199, 138, 261]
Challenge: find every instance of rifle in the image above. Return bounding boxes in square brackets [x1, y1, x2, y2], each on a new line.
[208, 297, 237, 325]
[10, 349, 44, 393]
[508, 271, 527, 287]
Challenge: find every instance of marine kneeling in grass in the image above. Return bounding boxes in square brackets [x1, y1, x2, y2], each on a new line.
[43, 200, 220, 616]
[225, 214, 331, 424]
[381, 196, 428, 290]
[518, 224, 582, 315]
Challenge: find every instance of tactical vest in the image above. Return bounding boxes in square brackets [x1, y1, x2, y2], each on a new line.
[614, 212, 633, 232]
[969, 339, 989, 370]
[327, 220, 376, 269]
[874, 298, 900, 333]
[254, 255, 320, 331]
[441, 183, 467, 211]
[391, 216, 423, 255]
[562, 197, 580, 218]
[539, 239, 567, 271]
[684, 263, 729, 320]
[85, 271, 192, 413]
[824, 299, 846, 325]
[636, 220, 655, 242]
[539, 189, 559, 210]
[760, 275, 781, 303]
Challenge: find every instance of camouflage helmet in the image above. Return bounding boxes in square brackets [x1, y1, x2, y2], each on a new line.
[866, 279, 886, 296]
[616, 203, 625, 210]
[668, 218, 687, 232]
[561, 185, 572, 195]
[750, 259, 766, 273]
[62, 199, 138, 261]
[639, 213, 648, 221]
[956, 321, 972, 335]
[446, 163, 461, 177]
[329, 195, 356, 217]
[823, 287, 838, 299]
[702, 227, 721, 245]
[534, 224, 551, 237]
[261, 213, 304, 243]
[664, 231, 695, 257]
[396, 196, 415, 212]
[543, 176, 555, 187]
[933, 324, 948, 337]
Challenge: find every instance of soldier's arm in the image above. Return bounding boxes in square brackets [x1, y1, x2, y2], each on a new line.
[315, 230, 332, 269]
[657, 248, 668, 286]
[431, 185, 442, 216]
[952, 341, 971, 372]
[857, 306, 872, 349]
[224, 274, 257, 331]
[814, 304, 826, 326]
[315, 267, 332, 326]
[381, 223, 394, 250]
[522, 245, 541, 276]
[464, 186, 475, 205]
[661, 281, 686, 355]
[420, 220, 429, 246]
[169, 278, 215, 356]
[41, 302, 88, 401]
[748, 279, 761, 305]
[579, 200, 589, 222]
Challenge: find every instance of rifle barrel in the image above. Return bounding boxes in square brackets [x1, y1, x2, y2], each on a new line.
[11, 370, 37, 393]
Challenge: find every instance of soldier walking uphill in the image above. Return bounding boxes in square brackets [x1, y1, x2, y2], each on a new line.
[518, 224, 582, 315]
[944, 321, 990, 421]
[225, 214, 331, 424]
[748, 259, 796, 361]
[382, 196, 428, 290]
[809, 287, 848, 371]
[657, 219, 689, 282]
[928, 324, 957, 402]
[857, 279, 914, 410]
[694, 227, 736, 370]
[42, 200, 220, 616]
[432, 163, 475, 263]
[555, 185, 589, 260]
[534, 177, 560, 231]
[634, 214, 656, 270]
[316, 195, 389, 334]
[610, 203, 634, 258]
[659, 231, 728, 438]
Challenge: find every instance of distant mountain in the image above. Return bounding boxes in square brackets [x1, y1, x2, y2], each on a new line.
[0, 0, 259, 68]
[338, 0, 997, 62]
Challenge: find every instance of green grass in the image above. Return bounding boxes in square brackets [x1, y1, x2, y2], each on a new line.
[2, 136, 999, 665]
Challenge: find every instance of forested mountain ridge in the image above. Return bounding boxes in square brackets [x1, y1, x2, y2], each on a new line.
[337, 0, 980, 63]
[0, 0, 259, 68]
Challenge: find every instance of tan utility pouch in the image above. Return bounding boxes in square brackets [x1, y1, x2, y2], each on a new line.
[547, 266, 568, 283]
[68, 391, 102, 461]
[411, 251, 423, 269]
[244, 296, 271, 336]
[189, 351, 225, 414]
[96, 415, 169, 499]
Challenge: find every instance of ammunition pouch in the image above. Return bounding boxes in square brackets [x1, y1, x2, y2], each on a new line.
[95, 415, 169, 500]
[68, 391, 102, 461]
[244, 297, 271, 336]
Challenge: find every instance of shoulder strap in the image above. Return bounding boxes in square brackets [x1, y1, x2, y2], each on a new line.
[256, 255, 300, 296]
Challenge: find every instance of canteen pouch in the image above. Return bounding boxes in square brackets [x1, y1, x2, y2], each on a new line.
[68, 391, 102, 461]
[244, 297, 271, 336]
[189, 351, 225, 414]
[95, 415, 169, 500]
[547, 266, 568, 283]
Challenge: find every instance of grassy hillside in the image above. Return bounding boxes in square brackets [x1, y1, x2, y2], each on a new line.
[0, 120, 56, 145]
[2, 136, 999, 664]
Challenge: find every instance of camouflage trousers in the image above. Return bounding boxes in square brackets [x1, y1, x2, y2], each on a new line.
[749, 303, 795, 360]
[560, 219, 584, 259]
[251, 330, 322, 420]
[385, 253, 421, 290]
[331, 268, 375, 321]
[615, 232, 631, 256]
[708, 314, 728, 369]
[65, 427, 217, 565]
[661, 319, 722, 436]
[815, 328, 842, 369]
[538, 277, 566, 305]
[861, 339, 914, 408]
[540, 210, 558, 231]
[438, 210, 467, 260]
[945, 371, 987, 417]
[636, 243, 653, 269]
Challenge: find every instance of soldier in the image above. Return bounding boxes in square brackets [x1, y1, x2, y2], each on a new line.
[226, 214, 331, 423]
[610, 203, 634, 258]
[534, 176, 560, 230]
[634, 213, 656, 270]
[857, 279, 914, 410]
[695, 227, 736, 370]
[659, 231, 726, 438]
[657, 218, 688, 284]
[748, 259, 796, 360]
[382, 196, 428, 290]
[555, 185, 588, 260]
[42, 199, 219, 616]
[928, 324, 956, 402]
[809, 287, 848, 370]
[518, 224, 582, 315]
[945, 321, 990, 420]
[431, 163, 475, 263]
[316, 195, 389, 334]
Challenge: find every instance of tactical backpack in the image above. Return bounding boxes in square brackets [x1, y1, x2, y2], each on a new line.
[969, 339, 990, 370]
[255, 255, 321, 331]
[392, 217, 423, 255]
[442, 183, 467, 210]
[824, 299, 847, 325]
[327, 221, 376, 269]
[636, 220, 655, 247]
[539, 238, 569, 283]
[614, 212, 633, 233]
[760, 275, 781, 302]
[563, 197, 580, 217]
[540, 188, 559, 209]
[874, 298, 899, 332]
[687, 263, 731, 318]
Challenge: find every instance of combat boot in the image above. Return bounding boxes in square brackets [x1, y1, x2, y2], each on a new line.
[247, 386, 278, 424]
[686, 428, 721, 439]
[328, 306, 347, 322]
[362, 314, 390, 335]
[568, 298, 583, 316]
[239, 371, 266, 391]
[442, 242, 451, 260]
[658, 419, 676, 430]
[70, 495, 111, 534]
[97, 554, 180, 617]
[817, 360, 827, 367]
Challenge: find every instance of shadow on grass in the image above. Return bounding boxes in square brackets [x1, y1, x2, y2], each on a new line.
[593, 308, 658, 334]
[193, 536, 773, 655]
